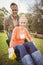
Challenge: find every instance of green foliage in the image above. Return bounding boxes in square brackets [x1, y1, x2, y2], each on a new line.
[0, 7, 9, 30]
[0, 13, 4, 24]
[0, 7, 10, 15]
[19, 13, 24, 16]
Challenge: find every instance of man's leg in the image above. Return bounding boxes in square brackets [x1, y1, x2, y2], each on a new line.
[6, 39, 10, 46]
[6, 30, 12, 47]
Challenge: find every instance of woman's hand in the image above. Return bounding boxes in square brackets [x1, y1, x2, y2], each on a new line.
[8, 47, 16, 60]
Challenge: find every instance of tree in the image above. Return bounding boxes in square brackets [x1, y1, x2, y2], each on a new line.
[0, 7, 9, 31]
[25, 13, 32, 31]
[30, 0, 43, 34]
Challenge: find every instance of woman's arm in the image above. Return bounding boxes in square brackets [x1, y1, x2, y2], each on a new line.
[25, 28, 33, 42]
[10, 27, 17, 48]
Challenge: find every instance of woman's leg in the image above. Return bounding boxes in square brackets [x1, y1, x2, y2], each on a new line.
[31, 50, 43, 65]
[24, 42, 43, 65]
[13, 45, 21, 61]
[14, 45, 34, 65]
[23, 42, 37, 54]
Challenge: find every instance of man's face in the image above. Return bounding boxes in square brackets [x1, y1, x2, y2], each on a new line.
[11, 5, 18, 16]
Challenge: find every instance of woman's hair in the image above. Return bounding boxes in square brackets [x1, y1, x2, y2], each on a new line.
[19, 14, 28, 23]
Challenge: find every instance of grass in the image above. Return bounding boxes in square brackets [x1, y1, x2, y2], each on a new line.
[0, 32, 22, 65]
[0, 32, 43, 65]
[33, 37, 43, 54]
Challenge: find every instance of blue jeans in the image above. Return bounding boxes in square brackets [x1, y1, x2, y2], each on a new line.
[22, 54, 34, 65]
[14, 42, 37, 58]
[14, 44, 34, 65]
[14, 45, 27, 59]
[23, 42, 37, 54]
[6, 30, 12, 46]
[14, 42, 43, 65]
[31, 50, 43, 65]
[8, 30, 12, 39]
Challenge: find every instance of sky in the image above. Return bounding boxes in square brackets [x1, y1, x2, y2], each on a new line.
[0, 0, 41, 14]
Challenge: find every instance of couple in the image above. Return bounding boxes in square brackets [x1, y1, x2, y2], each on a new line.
[8, 15, 43, 65]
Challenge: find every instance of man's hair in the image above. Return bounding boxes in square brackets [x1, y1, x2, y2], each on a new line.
[10, 3, 17, 7]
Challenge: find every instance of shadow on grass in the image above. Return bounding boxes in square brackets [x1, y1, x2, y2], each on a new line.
[0, 53, 23, 65]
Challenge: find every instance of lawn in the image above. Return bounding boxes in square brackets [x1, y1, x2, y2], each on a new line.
[0, 32, 43, 65]
[0, 32, 22, 65]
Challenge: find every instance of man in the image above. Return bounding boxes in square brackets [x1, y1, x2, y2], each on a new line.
[4, 3, 19, 46]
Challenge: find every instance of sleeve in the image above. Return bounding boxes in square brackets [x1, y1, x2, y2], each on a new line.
[25, 28, 33, 42]
[10, 27, 17, 48]
[3, 18, 9, 36]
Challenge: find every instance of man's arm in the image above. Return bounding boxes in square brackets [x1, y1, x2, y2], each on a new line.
[3, 17, 9, 35]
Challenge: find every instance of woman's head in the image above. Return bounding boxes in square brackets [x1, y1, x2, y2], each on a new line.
[19, 15, 27, 27]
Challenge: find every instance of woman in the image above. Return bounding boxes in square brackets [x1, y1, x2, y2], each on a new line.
[9, 15, 43, 65]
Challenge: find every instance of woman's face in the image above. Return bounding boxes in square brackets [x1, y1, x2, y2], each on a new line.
[19, 17, 27, 27]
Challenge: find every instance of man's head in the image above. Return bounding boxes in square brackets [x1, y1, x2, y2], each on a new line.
[10, 3, 18, 17]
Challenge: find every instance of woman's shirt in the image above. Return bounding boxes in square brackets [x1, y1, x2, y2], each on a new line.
[10, 26, 33, 48]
